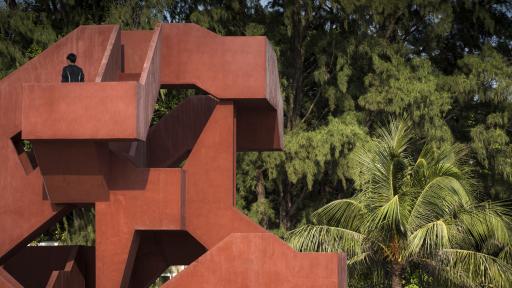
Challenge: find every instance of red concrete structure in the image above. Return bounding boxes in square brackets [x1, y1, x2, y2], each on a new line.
[0, 24, 347, 287]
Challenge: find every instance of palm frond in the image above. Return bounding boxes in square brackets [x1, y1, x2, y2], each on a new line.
[498, 245, 512, 263]
[287, 224, 365, 257]
[417, 142, 469, 170]
[441, 248, 512, 288]
[352, 118, 413, 203]
[416, 257, 475, 288]
[365, 195, 408, 237]
[312, 199, 366, 231]
[407, 220, 450, 258]
[457, 204, 511, 248]
[408, 176, 471, 231]
[374, 118, 413, 157]
[348, 251, 372, 265]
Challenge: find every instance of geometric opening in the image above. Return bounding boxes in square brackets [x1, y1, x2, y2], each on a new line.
[126, 230, 207, 288]
[109, 86, 215, 169]
[150, 265, 187, 287]
[10, 131, 37, 174]
[2, 206, 95, 287]
[151, 86, 207, 126]
[2, 245, 94, 288]
[146, 87, 217, 169]
[31, 206, 95, 247]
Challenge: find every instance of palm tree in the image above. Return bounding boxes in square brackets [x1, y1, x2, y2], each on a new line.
[288, 119, 512, 288]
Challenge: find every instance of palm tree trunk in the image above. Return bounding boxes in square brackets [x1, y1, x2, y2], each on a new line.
[391, 262, 403, 288]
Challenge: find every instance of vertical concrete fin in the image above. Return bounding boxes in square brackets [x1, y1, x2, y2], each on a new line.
[45, 246, 85, 288]
[137, 24, 162, 140]
[96, 25, 122, 82]
[183, 102, 265, 249]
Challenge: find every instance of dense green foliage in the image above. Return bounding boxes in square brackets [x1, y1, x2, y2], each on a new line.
[1, 0, 511, 286]
[57, 207, 96, 246]
[289, 119, 512, 287]
[31, 207, 95, 246]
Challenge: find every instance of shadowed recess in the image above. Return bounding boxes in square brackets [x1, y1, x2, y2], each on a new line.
[124, 230, 207, 288]
[108, 92, 218, 168]
[147, 94, 218, 168]
[10, 131, 37, 174]
[2, 246, 94, 288]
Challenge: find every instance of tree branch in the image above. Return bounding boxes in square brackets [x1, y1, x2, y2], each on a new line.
[300, 87, 322, 125]
[5, 0, 16, 10]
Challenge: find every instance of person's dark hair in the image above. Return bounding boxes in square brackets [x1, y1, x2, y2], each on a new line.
[66, 53, 77, 63]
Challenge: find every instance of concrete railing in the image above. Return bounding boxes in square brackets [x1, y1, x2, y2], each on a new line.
[137, 24, 162, 139]
[22, 82, 140, 140]
[21, 25, 164, 141]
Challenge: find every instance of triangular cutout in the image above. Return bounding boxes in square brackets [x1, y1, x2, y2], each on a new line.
[126, 230, 206, 288]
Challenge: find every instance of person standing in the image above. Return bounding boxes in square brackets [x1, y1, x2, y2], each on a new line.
[61, 53, 84, 83]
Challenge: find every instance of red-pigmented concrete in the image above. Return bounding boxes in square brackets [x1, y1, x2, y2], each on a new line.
[22, 82, 140, 140]
[183, 102, 267, 248]
[0, 25, 116, 266]
[3, 246, 94, 288]
[0, 267, 22, 288]
[0, 136, 68, 263]
[236, 102, 282, 151]
[147, 95, 218, 167]
[46, 247, 86, 288]
[127, 230, 207, 288]
[32, 141, 110, 203]
[137, 25, 161, 140]
[163, 233, 345, 288]
[0, 23, 345, 288]
[22, 27, 161, 141]
[96, 157, 183, 288]
[160, 24, 266, 100]
[22, 82, 139, 140]
[160, 24, 283, 150]
[121, 31, 154, 75]
[96, 26, 121, 82]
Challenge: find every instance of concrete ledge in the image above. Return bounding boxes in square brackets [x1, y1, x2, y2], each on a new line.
[22, 82, 140, 140]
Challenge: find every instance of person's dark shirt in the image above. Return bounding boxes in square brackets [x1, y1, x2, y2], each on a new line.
[61, 64, 84, 82]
